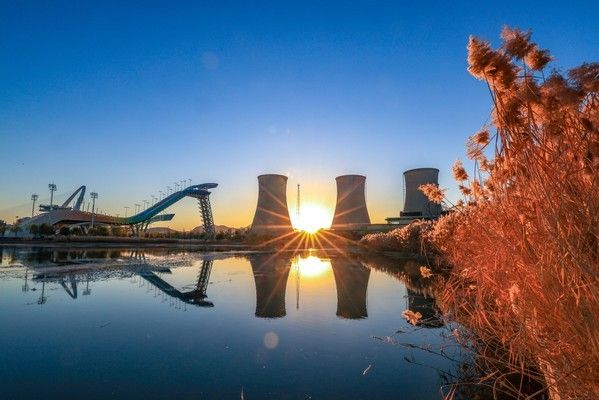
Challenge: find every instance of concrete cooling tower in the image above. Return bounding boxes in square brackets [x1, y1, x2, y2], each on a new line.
[402, 168, 442, 218]
[250, 174, 293, 235]
[331, 175, 371, 229]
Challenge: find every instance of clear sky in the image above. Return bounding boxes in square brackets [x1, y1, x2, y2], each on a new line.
[1, 1, 598, 229]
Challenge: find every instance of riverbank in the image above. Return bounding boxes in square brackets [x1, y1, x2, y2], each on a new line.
[0, 236, 253, 250]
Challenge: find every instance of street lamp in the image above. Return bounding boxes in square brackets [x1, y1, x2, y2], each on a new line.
[48, 183, 57, 209]
[90, 192, 98, 228]
[180, 180, 185, 190]
[143, 200, 149, 210]
[167, 186, 172, 195]
[159, 190, 164, 200]
[188, 178, 192, 187]
[174, 182, 179, 192]
[135, 203, 141, 214]
[151, 195, 157, 205]
[30, 194, 38, 217]
[124, 206, 129, 217]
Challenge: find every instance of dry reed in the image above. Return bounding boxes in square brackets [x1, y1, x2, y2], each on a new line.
[364, 26, 598, 399]
[430, 26, 599, 399]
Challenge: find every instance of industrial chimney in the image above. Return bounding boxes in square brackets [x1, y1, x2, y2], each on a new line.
[250, 174, 293, 235]
[402, 168, 442, 218]
[331, 175, 370, 229]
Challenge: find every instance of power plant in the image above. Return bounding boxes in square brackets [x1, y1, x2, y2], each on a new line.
[401, 168, 442, 218]
[331, 175, 371, 229]
[250, 174, 293, 235]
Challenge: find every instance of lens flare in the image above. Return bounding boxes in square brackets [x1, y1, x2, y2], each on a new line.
[292, 203, 331, 233]
[293, 255, 331, 278]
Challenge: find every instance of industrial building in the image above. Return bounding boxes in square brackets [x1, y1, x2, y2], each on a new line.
[330, 175, 371, 230]
[250, 174, 293, 235]
[386, 167, 442, 225]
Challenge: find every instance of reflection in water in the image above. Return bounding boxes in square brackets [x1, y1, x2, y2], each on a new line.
[250, 253, 291, 318]
[330, 257, 370, 319]
[361, 256, 444, 328]
[0, 245, 461, 400]
[2, 246, 443, 325]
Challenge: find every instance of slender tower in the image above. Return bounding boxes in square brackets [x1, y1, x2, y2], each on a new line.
[250, 174, 293, 235]
[331, 175, 370, 229]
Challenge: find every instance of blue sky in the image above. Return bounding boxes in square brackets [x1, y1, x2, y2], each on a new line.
[1, 1, 598, 228]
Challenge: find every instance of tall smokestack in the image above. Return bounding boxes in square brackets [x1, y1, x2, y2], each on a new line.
[402, 168, 442, 218]
[250, 174, 293, 235]
[331, 175, 370, 229]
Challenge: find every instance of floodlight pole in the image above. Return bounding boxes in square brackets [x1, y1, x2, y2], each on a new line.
[31, 194, 38, 217]
[48, 183, 57, 209]
[90, 192, 98, 229]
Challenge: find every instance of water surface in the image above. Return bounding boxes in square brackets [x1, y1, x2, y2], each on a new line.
[0, 246, 460, 399]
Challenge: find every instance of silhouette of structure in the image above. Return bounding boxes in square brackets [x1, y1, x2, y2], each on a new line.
[250, 174, 293, 235]
[331, 258, 370, 319]
[331, 175, 371, 229]
[19, 183, 218, 236]
[401, 168, 442, 218]
[249, 253, 292, 318]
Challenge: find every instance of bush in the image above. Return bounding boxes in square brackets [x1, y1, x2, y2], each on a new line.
[360, 220, 434, 255]
[39, 224, 54, 236]
[29, 224, 39, 237]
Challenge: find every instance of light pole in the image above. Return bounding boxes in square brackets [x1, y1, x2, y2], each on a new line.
[174, 182, 179, 192]
[188, 178, 192, 187]
[124, 206, 129, 217]
[30, 194, 38, 217]
[180, 180, 185, 190]
[48, 183, 57, 209]
[143, 200, 149, 210]
[90, 192, 98, 228]
[159, 190, 164, 200]
[135, 203, 141, 214]
[151, 195, 157, 205]
[167, 186, 172, 195]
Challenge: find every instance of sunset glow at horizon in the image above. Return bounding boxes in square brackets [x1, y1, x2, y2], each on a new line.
[291, 202, 332, 233]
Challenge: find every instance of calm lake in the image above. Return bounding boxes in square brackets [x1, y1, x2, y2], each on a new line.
[0, 246, 463, 399]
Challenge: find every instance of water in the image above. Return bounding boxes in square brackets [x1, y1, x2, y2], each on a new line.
[0, 246, 462, 399]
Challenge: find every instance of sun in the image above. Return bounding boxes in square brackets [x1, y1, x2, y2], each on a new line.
[292, 202, 332, 233]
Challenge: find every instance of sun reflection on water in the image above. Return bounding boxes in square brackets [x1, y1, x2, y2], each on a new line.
[292, 254, 331, 278]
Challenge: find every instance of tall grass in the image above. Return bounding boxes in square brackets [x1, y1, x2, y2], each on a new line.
[365, 27, 599, 398]
[434, 27, 598, 399]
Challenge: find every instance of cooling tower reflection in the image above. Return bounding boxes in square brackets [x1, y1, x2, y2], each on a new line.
[330, 257, 370, 319]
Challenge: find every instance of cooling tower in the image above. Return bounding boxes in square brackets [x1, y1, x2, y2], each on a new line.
[250, 174, 293, 235]
[402, 168, 442, 218]
[331, 258, 370, 319]
[250, 254, 292, 318]
[331, 175, 371, 229]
